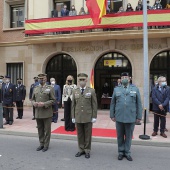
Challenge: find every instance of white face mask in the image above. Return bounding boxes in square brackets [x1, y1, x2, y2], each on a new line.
[51, 81, 55, 85]
[79, 81, 86, 87]
[6, 79, 10, 83]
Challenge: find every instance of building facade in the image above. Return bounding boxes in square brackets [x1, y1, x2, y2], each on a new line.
[0, 0, 170, 106]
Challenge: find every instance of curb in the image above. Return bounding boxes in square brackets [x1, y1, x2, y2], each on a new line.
[0, 130, 170, 147]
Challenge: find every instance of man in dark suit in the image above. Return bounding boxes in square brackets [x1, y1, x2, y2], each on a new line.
[16, 78, 26, 119]
[61, 4, 69, 17]
[29, 77, 39, 120]
[50, 78, 61, 123]
[152, 76, 170, 138]
[1, 75, 16, 125]
[0, 75, 4, 128]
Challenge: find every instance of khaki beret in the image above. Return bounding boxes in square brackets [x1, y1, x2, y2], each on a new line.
[38, 73, 47, 78]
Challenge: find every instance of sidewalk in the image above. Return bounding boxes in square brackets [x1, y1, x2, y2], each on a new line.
[0, 107, 170, 147]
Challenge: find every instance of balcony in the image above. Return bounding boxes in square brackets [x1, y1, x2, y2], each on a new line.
[25, 10, 170, 44]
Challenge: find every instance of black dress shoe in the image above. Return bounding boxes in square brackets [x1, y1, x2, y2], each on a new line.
[20, 117, 22, 119]
[75, 151, 85, 157]
[125, 155, 133, 161]
[118, 154, 124, 160]
[16, 117, 19, 119]
[85, 153, 90, 159]
[32, 117, 35, 120]
[9, 121, 13, 125]
[3, 122, 9, 125]
[36, 146, 44, 151]
[61, 118, 65, 121]
[42, 147, 48, 152]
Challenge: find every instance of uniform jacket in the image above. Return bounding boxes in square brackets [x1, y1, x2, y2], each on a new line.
[152, 85, 170, 112]
[29, 81, 39, 99]
[15, 84, 26, 101]
[62, 84, 76, 104]
[71, 86, 97, 123]
[1, 83, 16, 105]
[32, 84, 55, 119]
[52, 84, 61, 103]
[110, 84, 142, 123]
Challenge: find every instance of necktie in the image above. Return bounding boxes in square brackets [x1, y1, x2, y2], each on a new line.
[81, 89, 84, 94]
[5, 83, 8, 89]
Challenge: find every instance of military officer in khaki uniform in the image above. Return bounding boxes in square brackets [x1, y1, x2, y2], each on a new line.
[110, 72, 142, 161]
[32, 73, 55, 152]
[71, 73, 97, 159]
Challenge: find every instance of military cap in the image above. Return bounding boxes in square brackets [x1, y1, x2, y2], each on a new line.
[17, 78, 22, 81]
[38, 73, 47, 78]
[0, 75, 4, 79]
[33, 77, 38, 80]
[5, 75, 11, 78]
[121, 72, 129, 77]
[77, 73, 88, 79]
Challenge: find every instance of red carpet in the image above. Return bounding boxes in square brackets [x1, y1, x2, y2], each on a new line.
[52, 126, 117, 138]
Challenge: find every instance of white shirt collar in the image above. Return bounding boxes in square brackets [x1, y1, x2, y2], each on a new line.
[80, 86, 86, 90]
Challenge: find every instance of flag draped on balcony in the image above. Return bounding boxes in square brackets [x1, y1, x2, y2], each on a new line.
[86, 0, 107, 25]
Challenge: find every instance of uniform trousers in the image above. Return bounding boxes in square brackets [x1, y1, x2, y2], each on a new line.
[153, 110, 165, 133]
[36, 117, 52, 148]
[16, 101, 23, 118]
[64, 98, 75, 131]
[76, 122, 92, 154]
[116, 122, 135, 156]
[3, 103, 14, 123]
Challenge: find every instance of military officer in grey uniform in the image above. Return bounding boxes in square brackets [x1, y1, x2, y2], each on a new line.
[72, 73, 97, 159]
[32, 73, 55, 152]
[110, 72, 142, 161]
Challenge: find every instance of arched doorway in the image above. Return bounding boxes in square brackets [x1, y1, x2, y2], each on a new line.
[46, 53, 77, 89]
[94, 52, 132, 107]
[150, 50, 170, 86]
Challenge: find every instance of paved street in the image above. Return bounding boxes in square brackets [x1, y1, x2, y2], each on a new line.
[0, 135, 170, 170]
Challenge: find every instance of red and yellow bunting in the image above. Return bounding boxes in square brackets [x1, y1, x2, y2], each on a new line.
[25, 10, 170, 35]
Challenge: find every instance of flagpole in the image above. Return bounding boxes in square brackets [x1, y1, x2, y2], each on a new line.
[143, 0, 149, 122]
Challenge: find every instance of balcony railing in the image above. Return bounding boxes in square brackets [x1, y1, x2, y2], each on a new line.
[25, 9, 170, 36]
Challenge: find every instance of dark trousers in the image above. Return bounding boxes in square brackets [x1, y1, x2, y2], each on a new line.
[33, 106, 35, 118]
[3, 104, 14, 122]
[16, 101, 23, 118]
[76, 122, 92, 154]
[64, 98, 75, 131]
[36, 117, 52, 148]
[116, 122, 135, 156]
[52, 103, 58, 122]
[153, 111, 166, 133]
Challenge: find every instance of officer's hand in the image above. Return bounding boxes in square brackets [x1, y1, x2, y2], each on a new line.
[62, 104, 64, 108]
[136, 119, 141, 123]
[111, 118, 116, 122]
[33, 102, 38, 107]
[57, 102, 60, 105]
[29, 99, 32, 101]
[91, 118, 97, 123]
[158, 104, 163, 110]
[72, 118, 75, 123]
[22, 100, 24, 103]
[38, 102, 45, 107]
[13, 102, 15, 105]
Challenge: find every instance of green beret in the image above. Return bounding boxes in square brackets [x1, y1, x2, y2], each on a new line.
[0, 75, 4, 79]
[121, 72, 129, 77]
[17, 78, 22, 81]
[77, 73, 88, 79]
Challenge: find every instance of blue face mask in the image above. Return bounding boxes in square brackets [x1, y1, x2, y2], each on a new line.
[161, 82, 166, 87]
[0, 79, 3, 83]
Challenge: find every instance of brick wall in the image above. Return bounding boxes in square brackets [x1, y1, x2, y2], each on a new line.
[0, 0, 25, 43]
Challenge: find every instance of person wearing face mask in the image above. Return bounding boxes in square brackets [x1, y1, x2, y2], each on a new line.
[50, 78, 61, 123]
[118, 6, 124, 13]
[153, 0, 162, 10]
[110, 72, 142, 161]
[126, 3, 134, 12]
[136, 0, 143, 11]
[15, 78, 26, 119]
[61, 4, 69, 17]
[147, 1, 152, 10]
[0, 75, 4, 128]
[32, 73, 55, 152]
[62, 75, 76, 131]
[1, 75, 16, 125]
[72, 73, 97, 159]
[152, 76, 170, 138]
[69, 5, 77, 16]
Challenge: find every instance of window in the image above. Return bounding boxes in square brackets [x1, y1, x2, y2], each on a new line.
[10, 5, 25, 28]
[6, 63, 23, 84]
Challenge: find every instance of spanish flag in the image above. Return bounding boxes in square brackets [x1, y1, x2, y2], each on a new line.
[86, 0, 107, 25]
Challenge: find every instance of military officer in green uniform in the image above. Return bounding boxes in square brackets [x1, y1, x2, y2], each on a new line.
[110, 72, 142, 161]
[32, 73, 55, 152]
[71, 73, 97, 159]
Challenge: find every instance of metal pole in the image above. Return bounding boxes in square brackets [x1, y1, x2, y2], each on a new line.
[143, 0, 149, 122]
[0, 103, 3, 128]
